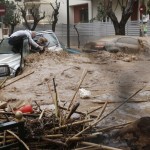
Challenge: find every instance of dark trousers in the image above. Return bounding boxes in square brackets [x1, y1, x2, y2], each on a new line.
[8, 35, 26, 53]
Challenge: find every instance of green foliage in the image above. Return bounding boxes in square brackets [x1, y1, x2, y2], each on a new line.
[97, 0, 106, 21]
[147, 0, 150, 14]
[0, 0, 19, 26]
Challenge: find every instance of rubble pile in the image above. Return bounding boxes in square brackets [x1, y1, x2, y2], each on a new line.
[0, 99, 123, 150]
[0, 72, 149, 150]
[0, 72, 122, 150]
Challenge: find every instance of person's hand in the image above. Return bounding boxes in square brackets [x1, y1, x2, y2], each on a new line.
[39, 46, 44, 51]
[39, 46, 45, 54]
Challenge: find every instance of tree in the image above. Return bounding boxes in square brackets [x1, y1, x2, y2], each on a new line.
[147, 0, 150, 15]
[0, 0, 20, 34]
[97, 0, 137, 35]
[97, 0, 106, 21]
[18, 2, 45, 31]
[9, 12, 20, 35]
[50, 0, 60, 32]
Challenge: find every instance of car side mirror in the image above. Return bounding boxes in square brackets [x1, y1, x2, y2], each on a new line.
[0, 65, 10, 77]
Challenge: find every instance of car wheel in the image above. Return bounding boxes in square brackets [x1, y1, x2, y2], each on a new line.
[15, 68, 22, 76]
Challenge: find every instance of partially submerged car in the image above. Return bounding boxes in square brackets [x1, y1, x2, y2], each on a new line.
[0, 37, 29, 78]
[0, 30, 63, 80]
[34, 30, 63, 52]
[83, 36, 142, 53]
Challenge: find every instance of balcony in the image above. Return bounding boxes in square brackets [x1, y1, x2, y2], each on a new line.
[24, 0, 40, 2]
[26, 14, 34, 21]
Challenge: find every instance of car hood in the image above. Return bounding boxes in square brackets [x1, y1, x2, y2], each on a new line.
[47, 45, 63, 52]
[0, 54, 21, 65]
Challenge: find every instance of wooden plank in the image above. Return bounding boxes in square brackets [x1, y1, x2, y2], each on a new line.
[0, 101, 7, 109]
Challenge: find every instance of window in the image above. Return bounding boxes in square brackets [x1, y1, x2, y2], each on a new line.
[80, 8, 88, 23]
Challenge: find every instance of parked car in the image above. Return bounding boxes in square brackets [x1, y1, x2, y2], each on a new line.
[0, 37, 29, 79]
[0, 30, 63, 80]
[34, 30, 64, 52]
[83, 36, 140, 53]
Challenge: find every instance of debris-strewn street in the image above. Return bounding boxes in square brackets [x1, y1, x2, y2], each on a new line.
[0, 42, 150, 149]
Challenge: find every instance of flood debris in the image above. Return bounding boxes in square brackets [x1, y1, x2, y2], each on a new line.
[0, 70, 34, 90]
[115, 117, 150, 150]
[0, 74, 147, 150]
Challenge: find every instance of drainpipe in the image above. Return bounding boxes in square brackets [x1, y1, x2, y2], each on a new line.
[88, 0, 92, 22]
[67, 0, 70, 48]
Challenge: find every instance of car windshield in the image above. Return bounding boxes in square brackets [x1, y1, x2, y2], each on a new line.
[0, 39, 14, 54]
[35, 33, 59, 47]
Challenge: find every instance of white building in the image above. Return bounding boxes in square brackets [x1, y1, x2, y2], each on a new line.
[10, 0, 150, 24]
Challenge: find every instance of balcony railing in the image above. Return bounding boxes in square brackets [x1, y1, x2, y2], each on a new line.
[26, 15, 34, 21]
[24, 0, 40, 2]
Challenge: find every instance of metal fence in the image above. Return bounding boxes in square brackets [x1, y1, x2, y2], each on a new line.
[54, 20, 149, 46]
[14, 20, 150, 46]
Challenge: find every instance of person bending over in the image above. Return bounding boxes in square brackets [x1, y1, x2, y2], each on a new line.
[8, 30, 43, 53]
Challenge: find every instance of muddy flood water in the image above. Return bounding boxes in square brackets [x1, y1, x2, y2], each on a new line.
[0, 47, 150, 149]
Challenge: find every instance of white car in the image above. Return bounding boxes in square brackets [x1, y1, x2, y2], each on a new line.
[0, 38, 29, 78]
[0, 30, 63, 79]
[35, 30, 63, 52]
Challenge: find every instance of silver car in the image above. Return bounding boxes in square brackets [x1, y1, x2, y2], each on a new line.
[0, 30, 63, 79]
[0, 38, 29, 78]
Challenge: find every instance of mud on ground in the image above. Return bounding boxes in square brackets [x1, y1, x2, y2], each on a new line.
[0, 46, 150, 149]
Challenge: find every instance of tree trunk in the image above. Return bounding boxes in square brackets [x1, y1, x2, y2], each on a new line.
[52, 19, 57, 32]
[106, 0, 137, 35]
[10, 25, 15, 35]
[113, 22, 126, 35]
[31, 20, 38, 31]
[52, 10, 59, 32]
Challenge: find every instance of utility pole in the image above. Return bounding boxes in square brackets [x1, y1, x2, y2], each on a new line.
[67, 0, 70, 48]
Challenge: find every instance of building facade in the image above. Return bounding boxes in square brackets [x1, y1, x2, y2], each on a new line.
[11, 0, 150, 24]
[2, 0, 150, 23]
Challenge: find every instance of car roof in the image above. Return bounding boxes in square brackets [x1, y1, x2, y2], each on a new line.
[36, 30, 54, 35]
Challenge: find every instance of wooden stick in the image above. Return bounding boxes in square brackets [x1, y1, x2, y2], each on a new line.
[0, 139, 17, 145]
[39, 109, 45, 120]
[75, 145, 98, 150]
[0, 101, 7, 109]
[96, 121, 133, 132]
[92, 100, 149, 104]
[41, 137, 67, 147]
[66, 102, 80, 120]
[47, 82, 55, 105]
[0, 135, 15, 139]
[80, 141, 122, 150]
[53, 78, 60, 118]
[59, 106, 85, 115]
[50, 119, 93, 132]
[96, 101, 108, 120]
[68, 69, 87, 110]
[1, 70, 34, 89]
[59, 105, 98, 118]
[68, 134, 98, 141]
[7, 130, 30, 150]
[3, 131, 6, 146]
[9, 104, 15, 113]
[0, 77, 7, 89]
[71, 87, 144, 138]
[34, 101, 42, 112]
[87, 106, 102, 115]
[44, 134, 63, 138]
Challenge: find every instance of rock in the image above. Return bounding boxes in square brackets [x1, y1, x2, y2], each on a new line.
[116, 117, 150, 150]
[123, 57, 132, 62]
[15, 111, 23, 120]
